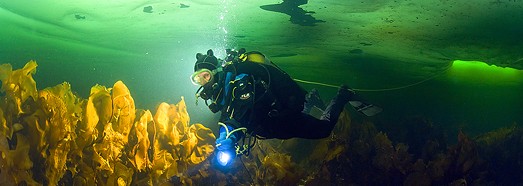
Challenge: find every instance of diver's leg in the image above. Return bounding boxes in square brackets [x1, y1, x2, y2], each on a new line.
[270, 113, 335, 139]
[303, 88, 326, 114]
[294, 114, 336, 139]
[262, 86, 353, 140]
[320, 85, 353, 124]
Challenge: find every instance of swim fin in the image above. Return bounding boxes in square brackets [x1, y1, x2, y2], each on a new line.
[348, 93, 382, 116]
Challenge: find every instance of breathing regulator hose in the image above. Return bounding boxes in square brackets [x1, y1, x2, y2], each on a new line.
[218, 122, 247, 139]
[217, 122, 254, 156]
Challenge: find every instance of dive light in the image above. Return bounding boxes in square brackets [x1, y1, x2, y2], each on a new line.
[213, 121, 246, 168]
[216, 149, 235, 167]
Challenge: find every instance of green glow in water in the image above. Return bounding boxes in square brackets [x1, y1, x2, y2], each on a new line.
[448, 60, 523, 84]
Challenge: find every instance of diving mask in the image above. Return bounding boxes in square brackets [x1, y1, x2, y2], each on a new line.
[191, 69, 214, 86]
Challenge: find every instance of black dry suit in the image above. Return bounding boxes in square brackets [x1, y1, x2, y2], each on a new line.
[196, 50, 349, 140]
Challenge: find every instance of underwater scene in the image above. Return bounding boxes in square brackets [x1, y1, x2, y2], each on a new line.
[1, 0, 522, 185]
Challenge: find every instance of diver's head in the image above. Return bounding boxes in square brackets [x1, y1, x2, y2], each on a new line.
[194, 49, 219, 72]
[191, 49, 225, 110]
[191, 49, 219, 86]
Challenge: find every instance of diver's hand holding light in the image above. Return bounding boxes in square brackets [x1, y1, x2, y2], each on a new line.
[215, 128, 236, 166]
[214, 121, 246, 167]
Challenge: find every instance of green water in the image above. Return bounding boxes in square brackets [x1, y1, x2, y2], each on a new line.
[1, 0, 522, 138]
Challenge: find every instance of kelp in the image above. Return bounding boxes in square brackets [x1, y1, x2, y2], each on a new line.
[76, 84, 111, 152]
[1, 134, 39, 185]
[0, 61, 38, 115]
[0, 61, 216, 185]
[0, 61, 38, 140]
[111, 80, 136, 145]
[130, 110, 152, 172]
[257, 153, 301, 185]
[38, 82, 82, 185]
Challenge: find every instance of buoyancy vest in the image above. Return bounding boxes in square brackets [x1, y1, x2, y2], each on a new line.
[218, 52, 307, 129]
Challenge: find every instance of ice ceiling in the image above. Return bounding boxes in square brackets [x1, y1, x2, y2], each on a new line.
[1, 0, 522, 67]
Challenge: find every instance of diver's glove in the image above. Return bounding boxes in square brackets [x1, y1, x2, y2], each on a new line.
[215, 121, 242, 151]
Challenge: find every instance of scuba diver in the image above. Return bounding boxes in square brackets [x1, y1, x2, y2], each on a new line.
[191, 49, 377, 167]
